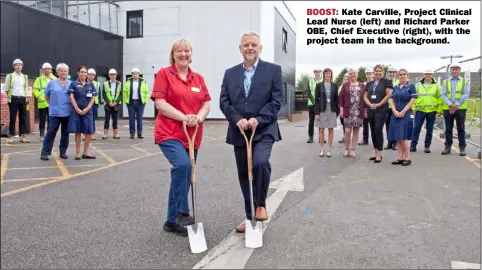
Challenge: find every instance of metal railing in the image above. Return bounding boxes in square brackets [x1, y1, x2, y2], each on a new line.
[16, 1, 119, 35]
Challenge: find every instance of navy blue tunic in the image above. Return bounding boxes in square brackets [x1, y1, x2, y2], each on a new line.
[388, 82, 417, 141]
[68, 79, 97, 134]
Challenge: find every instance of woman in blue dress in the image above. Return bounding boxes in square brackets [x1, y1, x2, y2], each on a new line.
[388, 68, 417, 166]
[68, 66, 97, 160]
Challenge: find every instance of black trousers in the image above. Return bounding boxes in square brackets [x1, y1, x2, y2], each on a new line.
[8, 96, 28, 136]
[308, 106, 315, 137]
[340, 118, 345, 134]
[385, 108, 393, 143]
[104, 107, 119, 130]
[362, 118, 369, 141]
[234, 136, 274, 220]
[38, 107, 49, 136]
[368, 110, 386, 151]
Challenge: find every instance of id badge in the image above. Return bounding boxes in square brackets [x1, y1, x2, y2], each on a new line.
[371, 95, 376, 99]
[191, 87, 200, 92]
[327, 98, 331, 103]
[410, 114, 414, 119]
[86, 92, 93, 97]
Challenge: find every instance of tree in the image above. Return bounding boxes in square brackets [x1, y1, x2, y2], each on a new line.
[357, 66, 366, 82]
[296, 72, 311, 91]
[334, 67, 348, 87]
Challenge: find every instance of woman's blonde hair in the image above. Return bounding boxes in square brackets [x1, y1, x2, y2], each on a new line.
[398, 68, 408, 74]
[373, 64, 384, 73]
[169, 39, 193, 66]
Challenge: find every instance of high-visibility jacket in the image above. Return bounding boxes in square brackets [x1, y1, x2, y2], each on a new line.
[412, 78, 442, 113]
[90, 80, 100, 104]
[33, 73, 57, 109]
[6, 72, 28, 103]
[441, 77, 469, 110]
[103, 81, 122, 105]
[388, 79, 400, 109]
[123, 78, 150, 104]
[307, 78, 318, 106]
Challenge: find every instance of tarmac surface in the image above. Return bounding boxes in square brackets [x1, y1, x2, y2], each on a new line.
[1, 119, 480, 269]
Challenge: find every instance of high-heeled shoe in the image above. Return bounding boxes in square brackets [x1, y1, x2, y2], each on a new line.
[374, 156, 383, 163]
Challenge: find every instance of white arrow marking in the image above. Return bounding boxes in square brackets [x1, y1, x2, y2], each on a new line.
[192, 167, 304, 269]
[451, 261, 481, 269]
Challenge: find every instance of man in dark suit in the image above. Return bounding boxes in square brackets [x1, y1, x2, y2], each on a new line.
[220, 32, 283, 233]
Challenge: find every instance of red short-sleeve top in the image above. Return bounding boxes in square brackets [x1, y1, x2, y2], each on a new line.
[150, 65, 211, 149]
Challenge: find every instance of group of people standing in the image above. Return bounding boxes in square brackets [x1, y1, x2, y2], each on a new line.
[2, 59, 150, 160]
[306, 62, 471, 165]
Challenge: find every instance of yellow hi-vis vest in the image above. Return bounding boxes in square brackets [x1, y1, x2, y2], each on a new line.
[412, 79, 441, 113]
[307, 78, 317, 106]
[123, 78, 150, 104]
[441, 77, 469, 110]
[33, 73, 57, 109]
[6, 73, 28, 103]
[388, 79, 399, 109]
[90, 80, 100, 104]
[103, 81, 122, 105]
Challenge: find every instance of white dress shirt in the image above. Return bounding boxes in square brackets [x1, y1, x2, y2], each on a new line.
[3, 72, 26, 96]
[132, 80, 139, 100]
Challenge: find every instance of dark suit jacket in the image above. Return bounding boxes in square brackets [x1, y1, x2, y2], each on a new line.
[314, 82, 339, 115]
[219, 59, 283, 146]
[339, 82, 367, 118]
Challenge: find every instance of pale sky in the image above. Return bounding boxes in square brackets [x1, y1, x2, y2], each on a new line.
[284, 1, 481, 79]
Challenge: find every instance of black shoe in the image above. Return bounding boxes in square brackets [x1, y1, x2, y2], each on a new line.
[460, 148, 467, 156]
[441, 147, 451, 155]
[130, 135, 135, 139]
[163, 222, 188, 236]
[392, 144, 397, 151]
[307, 136, 313, 143]
[40, 155, 49, 161]
[402, 160, 412, 166]
[392, 159, 404, 165]
[176, 212, 195, 226]
[384, 144, 392, 150]
[369, 157, 376, 161]
[424, 148, 431, 153]
[138, 134, 144, 139]
[374, 156, 383, 163]
[60, 153, 68, 159]
[410, 147, 417, 152]
[82, 154, 96, 159]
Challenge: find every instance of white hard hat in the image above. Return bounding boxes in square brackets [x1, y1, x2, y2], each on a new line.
[42, 62, 52, 69]
[423, 69, 434, 74]
[366, 67, 374, 73]
[388, 67, 397, 72]
[108, 68, 117, 74]
[87, 68, 96, 75]
[450, 62, 461, 69]
[13, 59, 23, 66]
[131, 68, 140, 73]
[313, 68, 322, 72]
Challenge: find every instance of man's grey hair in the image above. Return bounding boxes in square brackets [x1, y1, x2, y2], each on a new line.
[240, 31, 260, 43]
[56, 63, 69, 73]
[348, 68, 358, 74]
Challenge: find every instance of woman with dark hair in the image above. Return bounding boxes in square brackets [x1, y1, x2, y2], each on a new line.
[68, 65, 97, 160]
[364, 64, 393, 163]
[314, 68, 339, 157]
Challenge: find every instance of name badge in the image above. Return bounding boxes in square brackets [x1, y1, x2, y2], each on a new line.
[86, 93, 93, 97]
[191, 87, 200, 92]
[327, 98, 331, 103]
[410, 114, 414, 119]
[371, 95, 377, 99]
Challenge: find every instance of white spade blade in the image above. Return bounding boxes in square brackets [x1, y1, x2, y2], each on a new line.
[187, 223, 208, 254]
[245, 219, 263, 248]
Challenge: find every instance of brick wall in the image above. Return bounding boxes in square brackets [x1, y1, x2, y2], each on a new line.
[0, 75, 36, 134]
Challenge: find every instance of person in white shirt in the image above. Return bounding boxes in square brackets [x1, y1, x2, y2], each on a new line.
[2, 59, 30, 144]
[123, 68, 150, 139]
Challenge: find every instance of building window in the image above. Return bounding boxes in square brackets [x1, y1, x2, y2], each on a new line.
[126, 10, 143, 39]
[283, 82, 288, 104]
[281, 28, 287, 53]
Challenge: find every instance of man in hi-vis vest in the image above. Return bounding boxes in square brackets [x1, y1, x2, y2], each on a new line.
[440, 62, 471, 156]
[124, 68, 150, 139]
[410, 69, 442, 153]
[102, 69, 122, 139]
[306, 68, 322, 143]
[87, 68, 100, 140]
[2, 59, 30, 144]
[33, 62, 56, 142]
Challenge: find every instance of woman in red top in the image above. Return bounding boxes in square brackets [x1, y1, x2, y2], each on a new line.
[151, 39, 211, 236]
